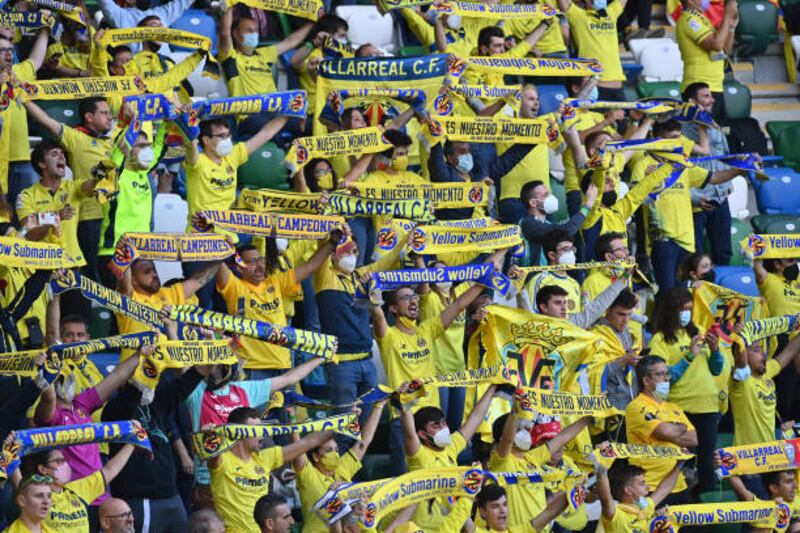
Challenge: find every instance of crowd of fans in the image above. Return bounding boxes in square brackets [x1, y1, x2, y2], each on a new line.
[0, 0, 797, 531]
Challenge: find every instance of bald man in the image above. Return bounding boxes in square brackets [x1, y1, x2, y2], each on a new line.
[99, 498, 135, 533]
[187, 509, 225, 533]
[7, 474, 52, 533]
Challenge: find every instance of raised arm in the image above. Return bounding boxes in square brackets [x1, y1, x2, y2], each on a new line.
[276, 22, 314, 55]
[650, 463, 681, 506]
[597, 459, 616, 519]
[33, 384, 56, 426]
[294, 238, 336, 283]
[621, 117, 654, 164]
[459, 384, 498, 442]
[774, 324, 800, 372]
[183, 261, 222, 299]
[700, 2, 738, 52]
[556, 0, 572, 15]
[709, 167, 746, 185]
[350, 399, 388, 460]
[545, 416, 591, 456]
[369, 302, 389, 340]
[100, 443, 135, 484]
[269, 357, 325, 391]
[523, 19, 550, 47]
[95, 352, 140, 403]
[342, 153, 374, 186]
[400, 392, 421, 456]
[280, 430, 336, 463]
[24, 101, 62, 138]
[495, 396, 519, 459]
[440, 284, 483, 328]
[532, 492, 567, 531]
[28, 27, 50, 70]
[244, 116, 289, 156]
[219, 7, 234, 58]
[433, 14, 448, 53]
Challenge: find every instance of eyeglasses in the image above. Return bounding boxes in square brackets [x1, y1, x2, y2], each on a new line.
[397, 294, 419, 302]
[557, 246, 577, 254]
[104, 511, 134, 520]
[314, 168, 332, 176]
[0, 47, 13, 54]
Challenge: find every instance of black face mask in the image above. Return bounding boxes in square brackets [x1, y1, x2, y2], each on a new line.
[601, 190, 617, 207]
[785, 264, 799, 282]
[701, 268, 716, 284]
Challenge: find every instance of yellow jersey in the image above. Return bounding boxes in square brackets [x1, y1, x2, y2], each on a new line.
[730, 358, 781, 446]
[407, 431, 468, 531]
[184, 142, 248, 231]
[210, 446, 284, 533]
[758, 273, 800, 319]
[295, 451, 361, 533]
[47, 471, 105, 533]
[504, 1, 567, 54]
[526, 271, 582, 316]
[59, 125, 113, 222]
[418, 284, 469, 373]
[377, 315, 445, 416]
[7, 60, 36, 164]
[16, 180, 86, 266]
[2, 520, 54, 533]
[487, 446, 551, 528]
[677, 8, 725, 91]
[599, 498, 656, 533]
[218, 269, 300, 370]
[295, 48, 322, 116]
[220, 46, 278, 97]
[648, 329, 719, 414]
[565, 1, 625, 82]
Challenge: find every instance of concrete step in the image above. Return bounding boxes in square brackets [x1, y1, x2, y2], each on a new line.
[751, 101, 800, 126]
[749, 82, 800, 98]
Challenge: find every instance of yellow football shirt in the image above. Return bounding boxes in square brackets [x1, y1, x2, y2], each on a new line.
[527, 271, 582, 316]
[184, 142, 248, 231]
[117, 283, 186, 361]
[3, 519, 55, 533]
[648, 329, 719, 414]
[625, 393, 693, 492]
[730, 358, 781, 446]
[295, 451, 361, 533]
[46, 471, 105, 533]
[218, 269, 300, 370]
[59, 125, 113, 222]
[210, 446, 284, 533]
[505, 1, 567, 54]
[565, 1, 625, 82]
[295, 49, 322, 117]
[677, 8, 725, 91]
[378, 315, 445, 415]
[418, 284, 469, 373]
[600, 498, 656, 533]
[16, 180, 86, 266]
[220, 46, 279, 97]
[758, 273, 800, 320]
[8, 60, 35, 164]
[487, 446, 551, 528]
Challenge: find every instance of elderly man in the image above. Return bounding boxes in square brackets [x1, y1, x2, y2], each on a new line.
[99, 498, 135, 533]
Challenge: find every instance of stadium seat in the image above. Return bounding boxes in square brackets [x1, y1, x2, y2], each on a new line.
[279, 49, 300, 90]
[716, 432, 734, 448]
[89, 305, 113, 339]
[714, 266, 759, 296]
[153, 193, 190, 283]
[722, 80, 752, 119]
[628, 37, 675, 59]
[537, 85, 567, 115]
[28, 100, 80, 140]
[751, 214, 800, 234]
[766, 120, 800, 144]
[170, 9, 218, 55]
[335, 6, 396, 53]
[638, 40, 683, 82]
[728, 218, 751, 266]
[621, 63, 644, 86]
[166, 50, 229, 99]
[773, 126, 800, 171]
[735, 1, 779, 57]
[399, 45, 427, 57]
[550, 179, 569, 224]
[636, 81, 682, 99]
[756, 174, 800, 216]
[238, 142, 290, 190]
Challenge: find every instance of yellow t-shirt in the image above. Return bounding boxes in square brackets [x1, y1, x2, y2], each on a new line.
[758, 273, 800, 319]
[418, 284, 469, 373]
[625, 393, 694, 492]
[505, 1, 566, 54]
[407, 431, 468, 531]
[562, 110, 609, 193]
[648, 329, 719, 414]
[2, 519, 54, 533]
[116, 283, 186, 360]
[599, 498, 656, 533]
[16, 180, 86, 266]
[527, 271, 582, 316]
[210, 446, 284, 533]
[59, 125, 113, 222]
[730, 358, 781, 446]
[46, 37, 90, 71]
[296, 451, 362, 533]
[184, 142, 248, 231]
[565, 1, 625, 82]
[8, 60, 35, 163]
[218, 269, 300, 370]
[378, 315, 445, 415]
[497, 144, 550, 202]
[295, 48, 322, 116]
[220, 46, 279, 97]
[475, 524, 539, 533]
[487, 446, 551, 528]
[47, 471, 105, 533]
[677, 8, 725, 92]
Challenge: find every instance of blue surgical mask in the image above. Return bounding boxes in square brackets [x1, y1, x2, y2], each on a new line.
[455, 153, 473, 174]
[679, 309, 691, 327]
[594, 0, 608, 9]
[242, 32, 259, 49]
[638, 496, 649, 510]
[588, 86, 599, 101]
[654, 381, 670, 401]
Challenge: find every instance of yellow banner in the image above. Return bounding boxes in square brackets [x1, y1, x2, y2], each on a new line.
[692, 281, 771, 348]
[509, 259, 636, 288]
[436, 1, 557, 19]
[349, 181, 489, 209]
[425, 115, 558, 145]
[198, 210, 344, 239]
[654, 501, 790, 531]
[458, 56, 603, 78]
[231, 0, 324, 21]
[325, 193, 434, 221]
[238, 188, 321, 214]
[520, 388, 621, 418]
[284, 127, 392, 174]
[133, 339, 238, 392]
[0, 236, 79, 269]
[716, 439, 800, 478]
[409, 222, 521, 254]
[0, 349, 47, 378]
[97, 28, 217, 73]
[19, 76, 146, 100]
[114, 233, 235, 273]
[593, 442, 694, 468]
[741, 234, 800, 260]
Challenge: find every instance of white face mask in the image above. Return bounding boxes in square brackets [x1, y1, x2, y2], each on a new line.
[56, 374, 76, 403]
[654, 381, 670, 400]
[241, 32, 259, 49]
[558, 250, 577, 265]
[455, 153, 473, 174]
[215, 137, 233, 157]
[446, 14, 462, 30]
[436, 281, 452, 292]
[137, 146, 154, 168]
[617, 180, 630, 200]
[337, 254, 357, 274]
[432, 427, 452, 448]
[542, 194, 559, 215]
[514, 429, 532, 451]
[679, 309, 692, 327]
[275, 238, 289, 253]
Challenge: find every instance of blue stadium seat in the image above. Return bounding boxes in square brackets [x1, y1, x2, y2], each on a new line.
[756, 173, 800, 216]
[537, 85, 568, 115]
[170, 9, 218, 55]
[280, 49, 300, 90]
[714, 266, 759, 297]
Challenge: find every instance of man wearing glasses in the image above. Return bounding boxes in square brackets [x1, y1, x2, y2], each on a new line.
[525, 229, 583, 317]
[99, 498, 135, 533]
[625, 355, 698, 502]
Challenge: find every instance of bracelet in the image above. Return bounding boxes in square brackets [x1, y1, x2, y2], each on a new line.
[579, 205, 591, 217]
